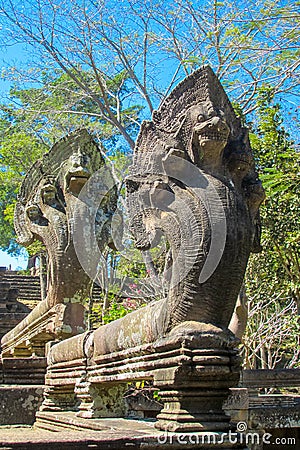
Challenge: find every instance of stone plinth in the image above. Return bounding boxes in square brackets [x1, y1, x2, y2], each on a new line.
[152, 324, 240, 432]
[0, 385, 44, 425]
[39, 321, 240, 434]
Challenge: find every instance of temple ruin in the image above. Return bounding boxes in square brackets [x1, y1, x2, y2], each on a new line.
[1, 66, 299, 450]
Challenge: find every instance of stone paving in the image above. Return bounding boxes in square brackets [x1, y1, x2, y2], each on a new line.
[0, 419, 246, 449]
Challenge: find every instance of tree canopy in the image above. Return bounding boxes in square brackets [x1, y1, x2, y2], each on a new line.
[0, 68, 141, 254]
[0, 0, 299, 144]
[244, 88, 300, 369]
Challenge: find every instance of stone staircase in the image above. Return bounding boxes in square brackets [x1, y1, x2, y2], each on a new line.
[0, 272, 42, 303]
[0, 271, 103, 304]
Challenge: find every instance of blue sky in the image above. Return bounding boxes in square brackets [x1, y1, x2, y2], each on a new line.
[0, 43, 28, 270]
[0, 249, 27, 270]
[0, 43, 26, 93]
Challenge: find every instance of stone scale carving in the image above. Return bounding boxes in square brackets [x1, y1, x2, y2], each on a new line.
[35, 66, 264, 435]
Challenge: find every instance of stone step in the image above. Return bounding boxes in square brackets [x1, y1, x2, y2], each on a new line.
[0, 274, 42, 302]
[36, 412, 156, 433]
[0, 313, 29, 340]
[33, 412, 247, 449]
[1, 280, 41, 287]
[10, 289, 41, 293]
[1, 414, 162, 450]
[1, 286, 41, 292]
[2, 284, 41, 289]
[0, 427, 150, 450]
[3, 291, 40, 294]
[0, 358, 47, 385]
[1, 275, 40, 282]
[0, 274, 102, 302]
[0, 275, 103, 310]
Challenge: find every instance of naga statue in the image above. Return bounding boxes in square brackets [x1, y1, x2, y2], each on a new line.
[127, 64, 265, 333]
[36, 67, 265, 433]
[1, 129, 116, 357]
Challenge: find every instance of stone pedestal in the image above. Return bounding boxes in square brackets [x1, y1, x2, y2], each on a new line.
[75, 381, 128, 418]
[155, 386, 233, 432]
[39, 321, 241, 434]
[41, 384, 77, 411]
[153, 324, 240, 432]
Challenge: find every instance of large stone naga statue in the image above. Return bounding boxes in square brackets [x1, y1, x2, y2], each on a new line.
[127, 64, 264, 332]
[1, 130, 116, 358]
[37, 67, 265, 433]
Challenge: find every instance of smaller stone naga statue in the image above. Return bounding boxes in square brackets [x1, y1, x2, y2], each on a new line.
[1, 130, 116, 357]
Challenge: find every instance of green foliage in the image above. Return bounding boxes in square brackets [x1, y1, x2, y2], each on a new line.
[244, 86, 300, 369]
[0, 0, 299, 133]
[16, 269, 31, 275]
[6, 69, 141, 146]
[0, 119, 45, 253]
[249, 87, 299, 306]
[153, 389, 161, 401]
[125, 380, 162, 404]
[0, 186, 17, 253]
[0, 68, 141, 255]
[26, 241, 46, 258]
[102, 301, 129, 325]
[90, 298, 139, 328]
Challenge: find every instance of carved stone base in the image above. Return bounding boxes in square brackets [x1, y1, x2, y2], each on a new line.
[153, 324, 241, 432]
[155, 387, 232, 432]
[40, 384, 77, 412]
[40, 321, 241, 433]
[75, 381, 128, 418]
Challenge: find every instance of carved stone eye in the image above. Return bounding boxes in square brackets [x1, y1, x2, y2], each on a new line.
[26, 205, 41, 221]
[197, 114, 205, 122]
